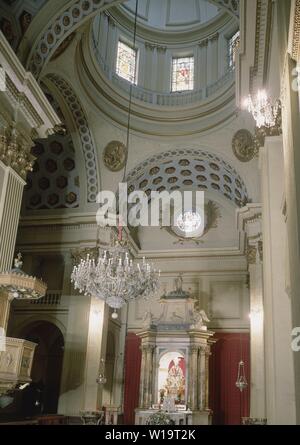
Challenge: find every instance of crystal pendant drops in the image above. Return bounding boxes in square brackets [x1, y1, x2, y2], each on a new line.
[235, 360, 248, 392]
[71, 240, 160, 317]
[244, 90, 281, 129]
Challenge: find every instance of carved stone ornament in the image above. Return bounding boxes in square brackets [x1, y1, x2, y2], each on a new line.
[103, 140, 127, 172]
[232, 129, 256, 162]
[0, 124, 35, 180]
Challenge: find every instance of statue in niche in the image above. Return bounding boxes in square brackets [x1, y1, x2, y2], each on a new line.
[165, 357, 185, 405]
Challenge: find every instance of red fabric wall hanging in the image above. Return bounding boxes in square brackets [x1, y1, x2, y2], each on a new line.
[209, 332, 250, 425]
[123, 333, 142, 425]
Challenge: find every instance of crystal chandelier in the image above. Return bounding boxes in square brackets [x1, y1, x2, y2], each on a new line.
[71, 239, 160, 317]
[244, 90, 281, 129]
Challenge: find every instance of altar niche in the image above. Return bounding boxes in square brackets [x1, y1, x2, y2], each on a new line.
[158, 352, 186, 408]
[134, 277, 215, 425]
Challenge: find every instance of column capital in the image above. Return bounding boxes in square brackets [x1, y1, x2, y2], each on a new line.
[208, 32, 219, 42]
[198, 39, 208, 48]
[0, 124, 35, 180]
[157, 46, 167, 54]
[141, 344, 155, 353]
[145, 42, 156, 52]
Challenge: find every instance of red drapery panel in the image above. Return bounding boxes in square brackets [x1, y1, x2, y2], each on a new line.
[209, 332, 250, 425]
[123, 333, 142, 425]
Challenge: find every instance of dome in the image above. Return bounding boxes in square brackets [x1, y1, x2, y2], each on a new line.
[119, 0, 222, 33]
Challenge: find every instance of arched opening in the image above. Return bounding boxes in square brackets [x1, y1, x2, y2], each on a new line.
[18, 321, 64, 417]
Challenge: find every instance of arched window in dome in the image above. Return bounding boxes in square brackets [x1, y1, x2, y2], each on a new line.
[116, 40, 138, 84]
[171, 56, 195, 92]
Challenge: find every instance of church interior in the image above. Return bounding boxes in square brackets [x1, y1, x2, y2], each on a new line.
[0, 0, 300, 426]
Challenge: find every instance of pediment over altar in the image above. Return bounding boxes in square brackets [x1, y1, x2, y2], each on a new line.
[142, 276, 210, 332]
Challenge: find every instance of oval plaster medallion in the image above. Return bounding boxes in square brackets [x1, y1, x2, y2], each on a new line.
[232, 129, 256, 162]
[103, 141, 127, 172]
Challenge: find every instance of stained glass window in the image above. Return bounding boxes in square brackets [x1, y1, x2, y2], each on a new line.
[171, 57, 194, 92]
[116, 41, 137, 84]
[229, 31, 240, 68]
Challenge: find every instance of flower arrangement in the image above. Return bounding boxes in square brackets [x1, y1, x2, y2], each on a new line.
[146, 411, 175, 425]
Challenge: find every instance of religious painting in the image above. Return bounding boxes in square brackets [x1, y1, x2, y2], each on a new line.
[158, 352, 186, 406]
[171, 57, 194, 92]
[116, 41, 137, 84]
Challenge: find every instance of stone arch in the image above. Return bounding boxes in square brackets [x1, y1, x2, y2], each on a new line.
[126, 148, 249, 208]
[11, 314, 67, 340]
[14, 319, 65, 415]
[44, 73, 100, 203]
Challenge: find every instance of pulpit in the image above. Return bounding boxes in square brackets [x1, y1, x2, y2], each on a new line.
[135, 278, 215, 425]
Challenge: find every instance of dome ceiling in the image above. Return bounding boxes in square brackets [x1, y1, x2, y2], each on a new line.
[119, 0, 222, 33]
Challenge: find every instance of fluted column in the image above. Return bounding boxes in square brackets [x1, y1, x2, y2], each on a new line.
[144, 43, 156, 90]
[207, 33, 219, 84]
[205, 345, 211, 410]
[198, 346, 206, 411]
[188, 346, 199, 410]
[237, 205, 266, 420]
[144, 344, 155, 408]
[156, 46, 167, 92]
[139, 345, 147, 408]
[198, 39, 208, 90]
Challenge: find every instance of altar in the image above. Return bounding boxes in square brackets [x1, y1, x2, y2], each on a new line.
[135, 278, 215, 425]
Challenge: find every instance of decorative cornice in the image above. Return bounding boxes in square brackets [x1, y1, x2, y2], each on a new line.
[0, 32, 60, 137]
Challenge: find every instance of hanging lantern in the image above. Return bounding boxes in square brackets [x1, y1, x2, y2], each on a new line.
[96, 358, 107, 385]
[235, 360, 248, 392]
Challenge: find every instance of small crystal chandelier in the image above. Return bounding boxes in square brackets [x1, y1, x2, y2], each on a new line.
[71, 239, 160, 317]
[244, 90, 281, 129]
[235, 360, 248, 392]
[96, 358, 107, 385]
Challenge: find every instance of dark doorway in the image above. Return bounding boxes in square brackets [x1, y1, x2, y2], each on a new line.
[19, 321, 64, 416]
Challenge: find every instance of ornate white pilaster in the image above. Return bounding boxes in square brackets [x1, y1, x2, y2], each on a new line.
[260, 136, 296, 424]
[237, 204, 266, 420]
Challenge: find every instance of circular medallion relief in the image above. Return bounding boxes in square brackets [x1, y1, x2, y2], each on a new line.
[103, 141, 127, 172]
[232, 129, 256, 162]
